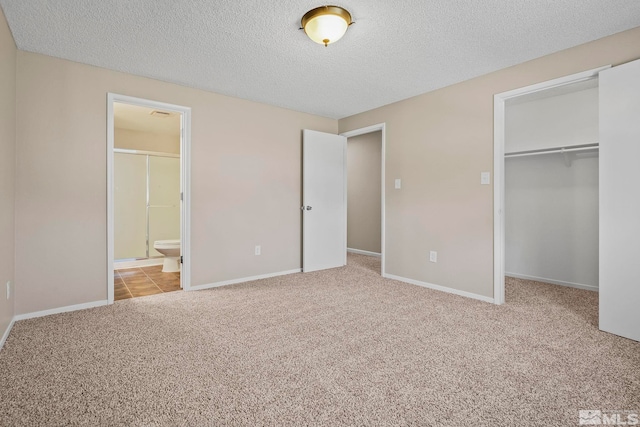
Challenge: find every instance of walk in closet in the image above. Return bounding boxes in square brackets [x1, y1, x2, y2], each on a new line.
[504, 79, 599, 292]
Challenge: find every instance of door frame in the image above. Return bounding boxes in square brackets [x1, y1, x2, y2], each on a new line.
[340, 123, 386, 277]
[107, 93, 192, 303]
[492, 66, 609, 305]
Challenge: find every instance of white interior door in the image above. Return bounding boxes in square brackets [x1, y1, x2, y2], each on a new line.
[599, 59, 640, 342]
[303, 129, 346, 272]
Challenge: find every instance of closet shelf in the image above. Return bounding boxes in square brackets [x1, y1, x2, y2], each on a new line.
[504, 143, 599, 159]
[505, 143, 599, 167]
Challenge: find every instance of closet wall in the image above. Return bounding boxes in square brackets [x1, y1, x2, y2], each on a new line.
[504, 82, 599, 290]
[505, 84, 598, 151]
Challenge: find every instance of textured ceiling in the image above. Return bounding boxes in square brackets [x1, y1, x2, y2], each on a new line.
[2, 1, 640, 119]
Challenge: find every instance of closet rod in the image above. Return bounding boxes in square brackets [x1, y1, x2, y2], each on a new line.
[504, 144, 599, 159]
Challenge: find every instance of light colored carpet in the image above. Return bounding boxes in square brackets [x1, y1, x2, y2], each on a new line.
[1, 254, 638, 426]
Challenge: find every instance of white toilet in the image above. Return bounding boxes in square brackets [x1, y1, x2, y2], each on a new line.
[153, 239, 181, 272]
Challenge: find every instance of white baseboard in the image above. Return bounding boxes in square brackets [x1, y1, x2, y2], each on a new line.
[505, 272, 598, 292]
[0, 318, 15, 351]
[115, 258, 163, 270]
[384, 273, 494, 304]
[14, 300, 109, 321]
[347, 248, 382, 258]
[190, 269, 302, 292]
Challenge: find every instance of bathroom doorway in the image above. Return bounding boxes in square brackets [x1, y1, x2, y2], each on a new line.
[107, 94, 191, 303]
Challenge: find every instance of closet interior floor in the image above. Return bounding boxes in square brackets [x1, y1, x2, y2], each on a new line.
[115, 266, 181, 300]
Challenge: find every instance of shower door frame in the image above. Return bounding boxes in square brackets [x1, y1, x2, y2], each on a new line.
[107, 93, 192, 303]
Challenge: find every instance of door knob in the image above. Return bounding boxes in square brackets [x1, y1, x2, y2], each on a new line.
[301, 206, 313, 211]
[306, 206, 312, 210]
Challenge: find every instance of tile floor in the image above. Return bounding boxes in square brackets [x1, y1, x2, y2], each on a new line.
[115, 265, 181, 300]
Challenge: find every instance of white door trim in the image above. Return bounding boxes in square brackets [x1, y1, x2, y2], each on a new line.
[492, 67, 609, 305]
[340, 123, 386, 277]
[107, 93, 192, 304]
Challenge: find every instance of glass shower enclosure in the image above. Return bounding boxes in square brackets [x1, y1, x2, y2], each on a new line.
[114, 151, 180, 260]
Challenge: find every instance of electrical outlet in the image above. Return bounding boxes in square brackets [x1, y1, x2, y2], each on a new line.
[255, 245, 261, 256]
[6, 281, 10, 300]
[429, 251, 437, 263]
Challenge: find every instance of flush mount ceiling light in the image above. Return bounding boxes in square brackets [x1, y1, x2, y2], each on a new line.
[301, 5, 353, 47]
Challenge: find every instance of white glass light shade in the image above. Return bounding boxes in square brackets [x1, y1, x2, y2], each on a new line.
[305, 14, 348, 45]
[302, 6, 352, 46]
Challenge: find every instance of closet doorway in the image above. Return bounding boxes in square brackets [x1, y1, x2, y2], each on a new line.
[341, 124, 386, 276]
[495, 61, 640, 342]
[107, 94, 192, 303]
[493, 66, 609, 305]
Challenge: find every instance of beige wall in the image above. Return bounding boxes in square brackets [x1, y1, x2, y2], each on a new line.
[15, 51, 336, 315]
[115, 128, 180, 154]
[8, 24, 640, 314]
[339, 27, 640, 299]
[0, 7, 16, 338]
[347, 131, 382, 254]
